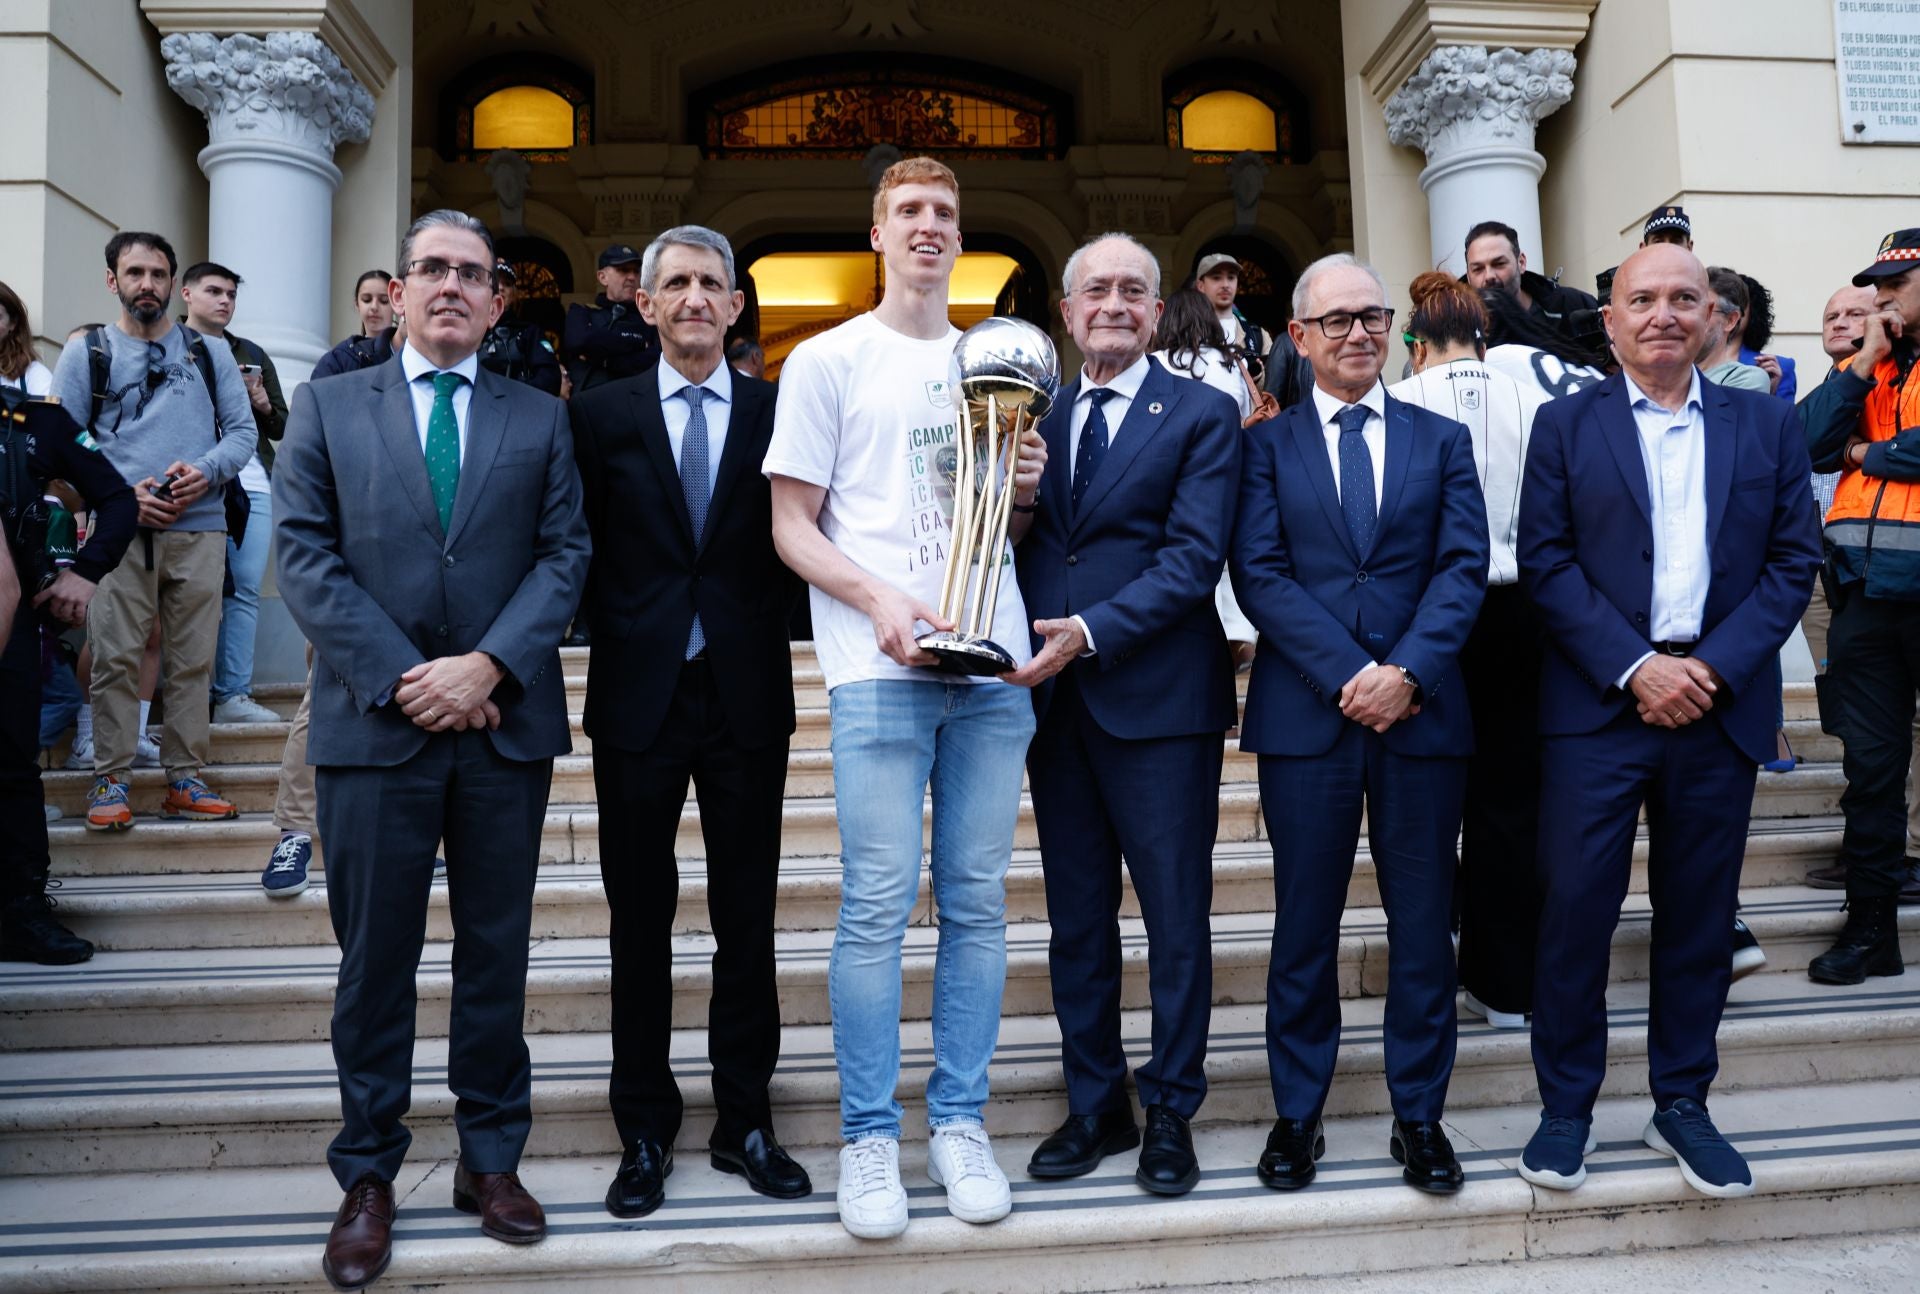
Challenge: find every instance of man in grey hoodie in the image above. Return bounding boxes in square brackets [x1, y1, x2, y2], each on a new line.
[48, 231, 256, 830]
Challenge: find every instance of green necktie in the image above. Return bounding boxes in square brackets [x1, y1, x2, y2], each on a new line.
[424, 370, 463, 531]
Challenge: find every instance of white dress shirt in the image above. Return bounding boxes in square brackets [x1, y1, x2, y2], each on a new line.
[656, 355, 733, 494]
[1067, 352, 1151, 479]
[399, 344, 479, 461]
[1617, 369, 1711, 687]
[1309, 381, 1388, 503]
[1064, 352, 1154, 656]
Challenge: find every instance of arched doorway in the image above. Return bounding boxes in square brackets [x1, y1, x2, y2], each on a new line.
[495, 234, 572, 349]
[734, 232, 1048, 379]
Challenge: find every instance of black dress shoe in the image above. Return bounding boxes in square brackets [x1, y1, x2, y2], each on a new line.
[1390, 1119, 1464, 1194]
[710, 1128, 811, 1199]
[1135, 1104, 1200, 1196]
[1028, 1107, 1140, 1179]
[1256, 1117, 1325, 1191]
[605, 1139, 673, 1218]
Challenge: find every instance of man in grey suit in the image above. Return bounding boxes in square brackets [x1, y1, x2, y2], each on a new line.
[273, 209, 589, 1292]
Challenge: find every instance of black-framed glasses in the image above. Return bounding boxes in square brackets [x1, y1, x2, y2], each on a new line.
[1298, 308, 1395, 339]
[402, 258, 495, 290]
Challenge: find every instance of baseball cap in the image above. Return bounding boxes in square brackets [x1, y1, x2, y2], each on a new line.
[1853, 228, 1920, 287]
[1642, 206, 1691, 240]
[1195, 253, 1241, 280]
[598, 243, 642, 269]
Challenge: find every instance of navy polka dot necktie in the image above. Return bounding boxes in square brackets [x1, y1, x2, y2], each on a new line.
[1072, 388, 1116, 515]
[1336, 403, 1375, 555]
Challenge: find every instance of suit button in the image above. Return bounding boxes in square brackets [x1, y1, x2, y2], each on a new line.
[436, 624, 449, 637]
[443, 555, 455, 567]
[1642, 550, 1652, 561]
[1066, 554, 1078, 566]
[1634, 612, 1647, 624]
[1355, 571, 1369, 583]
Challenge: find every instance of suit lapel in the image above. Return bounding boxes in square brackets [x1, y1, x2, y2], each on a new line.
[1041, 377, 1077, 523]
[443, 368, 507, 549]
[1599, 374, 1653, 523]
[1703, 380, 1736, 550]
[1367, 394, 1413, 562]
[1069, 360, 1179, 536]
[701, 377, 759, 555]
[1290, 399, 1358, 563]
[371, 359, 444, 543]
[635, 369, 696, 548]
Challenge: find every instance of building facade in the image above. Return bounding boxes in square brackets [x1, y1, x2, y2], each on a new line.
[1, 0, 1909, 679]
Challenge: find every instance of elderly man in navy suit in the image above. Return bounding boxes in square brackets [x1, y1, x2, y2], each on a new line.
[1515, 244, 1819, 1199]
[1230, 252, 1488, 1196]
[1010, 232, 1242, 1197]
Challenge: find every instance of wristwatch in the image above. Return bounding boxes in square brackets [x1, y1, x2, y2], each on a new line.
[1396, 666, 1423, 703]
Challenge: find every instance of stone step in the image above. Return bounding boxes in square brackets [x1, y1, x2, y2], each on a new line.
[47, 820, 1849, 951]
[3, 887, 1906, 1052]
[2, 969, 1910, 1176]
[0, 1077, 1911, 1293]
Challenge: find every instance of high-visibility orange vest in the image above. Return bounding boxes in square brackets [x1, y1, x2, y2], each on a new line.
[1823, 351, 1920, 598]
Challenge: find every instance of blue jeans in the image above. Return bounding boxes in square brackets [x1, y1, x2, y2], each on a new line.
[827, 678, 1035, 1141]
[39, 652, 83, 750]
[213, 487, 272, 702]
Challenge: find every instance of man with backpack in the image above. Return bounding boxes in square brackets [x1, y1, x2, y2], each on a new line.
[47, 231, 255, 831]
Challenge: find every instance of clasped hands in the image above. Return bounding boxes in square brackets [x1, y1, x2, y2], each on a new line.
[1628, 654, 1720, 729]
[1339, 663, 1418, 733]
[395, 651, 505, 732]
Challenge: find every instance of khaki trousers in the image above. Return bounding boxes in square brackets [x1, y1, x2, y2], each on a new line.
[87, 528, 223, 781]
[273, 655, 318, 836]
[1804, 585, 1920, 853]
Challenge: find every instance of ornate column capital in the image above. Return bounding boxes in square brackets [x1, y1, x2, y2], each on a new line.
[161, 31, 374, 161]
[1384, 45, 1576, 164]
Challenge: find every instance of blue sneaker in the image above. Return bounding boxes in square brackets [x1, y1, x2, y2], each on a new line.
[1518, 1113, 1596, 1190]
[1644, 1099, 1753, 1197]
[261, 832, 312, 898]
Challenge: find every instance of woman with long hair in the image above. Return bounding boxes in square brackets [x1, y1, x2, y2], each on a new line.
[353, 269, 393, 337]
[310, 269, 402, 381]
[0, 282, 53, 396]
[1389, 271, 1551, 1032]
[1152, 287, 1260, 664]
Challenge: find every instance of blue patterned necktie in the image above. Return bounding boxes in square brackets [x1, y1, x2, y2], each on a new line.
[424, 370, 464, 531]
[1336, 403, 1376, 555]
[1071, 388, 1116, 514]
[679, 385, 711, 659]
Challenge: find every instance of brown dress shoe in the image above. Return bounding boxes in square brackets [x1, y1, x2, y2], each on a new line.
[452, 1162, 546, 1244]
[322, 1173, 393, 1291]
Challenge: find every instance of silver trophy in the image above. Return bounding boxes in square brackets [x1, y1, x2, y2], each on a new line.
[918, 316, 1060, 675]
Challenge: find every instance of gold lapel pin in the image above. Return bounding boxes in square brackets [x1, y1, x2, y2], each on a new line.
[1148, 401, 1163, 415]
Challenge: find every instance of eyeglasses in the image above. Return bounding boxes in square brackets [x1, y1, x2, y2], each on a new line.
[402, 259, 495, 290]
[1298, 308, 1394, 339]
[1073, 281, 1154, 305]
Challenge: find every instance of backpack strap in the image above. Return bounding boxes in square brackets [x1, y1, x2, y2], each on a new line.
[85, 327, 111, 432]
[178, 324, 223, 439]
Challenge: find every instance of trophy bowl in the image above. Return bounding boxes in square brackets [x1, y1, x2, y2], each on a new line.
[918, 316, 1062, 676]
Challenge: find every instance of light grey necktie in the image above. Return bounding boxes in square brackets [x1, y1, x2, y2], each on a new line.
[679, 386, 711, 659]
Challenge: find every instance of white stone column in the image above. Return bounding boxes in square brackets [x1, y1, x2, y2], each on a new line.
[161, 32, 374, 383]
[1384, 46, 1576, 277]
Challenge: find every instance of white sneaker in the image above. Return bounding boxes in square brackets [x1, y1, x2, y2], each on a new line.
[837, 1137, 909, 1239]
[927, 1123, 1012, 1224]
[213, 695, 281, 724]
[61, 735, 93, 771]
[1463, 990, 1528, 1030]
[134, 733, 162, 768]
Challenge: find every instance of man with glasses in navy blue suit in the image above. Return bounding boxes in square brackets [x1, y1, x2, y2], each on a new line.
[1230, 252, 1488, 1197]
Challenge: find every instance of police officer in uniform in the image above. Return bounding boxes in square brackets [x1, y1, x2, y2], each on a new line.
[478, 261, 562, 395]
[563, 243, 661, 394]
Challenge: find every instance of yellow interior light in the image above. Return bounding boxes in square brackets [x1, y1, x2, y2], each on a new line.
[473, 85, 574, 151]
[1181, 90, 1276, 153]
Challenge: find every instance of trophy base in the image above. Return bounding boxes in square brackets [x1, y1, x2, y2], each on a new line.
[916, 632, 1017, 676]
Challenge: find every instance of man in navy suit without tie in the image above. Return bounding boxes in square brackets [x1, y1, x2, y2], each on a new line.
[1515, 244, 1819, 1198]
[1229, 252, 1488, 1196]
[1010, 233, 1242, 1197]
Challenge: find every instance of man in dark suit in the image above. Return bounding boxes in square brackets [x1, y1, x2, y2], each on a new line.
[1230, 253, 1488, 1196]
[1516, 244, 1819, 1198]
[568, 226, 809, 1218]
[1009, 233, 1241, 1197]
[273, 210, 589, 1292]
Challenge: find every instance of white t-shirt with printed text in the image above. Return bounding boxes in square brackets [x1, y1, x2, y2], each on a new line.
[763, 312, 1033, 691]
